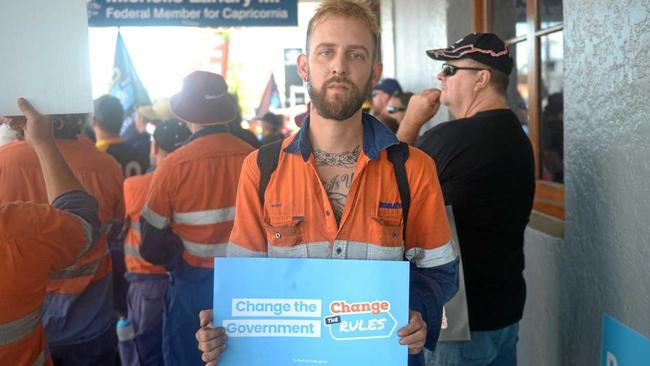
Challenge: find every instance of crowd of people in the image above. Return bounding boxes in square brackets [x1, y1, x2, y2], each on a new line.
[1, 1, 535, 366]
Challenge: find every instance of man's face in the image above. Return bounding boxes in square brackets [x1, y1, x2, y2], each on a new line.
[298, 16, 382, 121]
[387, 96, 406, 123]
[371, 90, 390, 115]
[437, 59, 484, 113]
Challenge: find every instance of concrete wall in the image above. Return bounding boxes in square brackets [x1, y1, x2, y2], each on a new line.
[522, 1, 650, 364]
[560, 0, 650, 364]
[387, 0, 473, 127]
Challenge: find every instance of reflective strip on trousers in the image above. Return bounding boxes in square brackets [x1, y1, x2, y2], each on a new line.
[173, 207, 235, 226]
[0, 307, 42, 346]
[183, 240, 227, 258]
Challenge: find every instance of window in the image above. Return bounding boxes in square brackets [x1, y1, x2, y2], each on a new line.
[475, 0, 565, 220]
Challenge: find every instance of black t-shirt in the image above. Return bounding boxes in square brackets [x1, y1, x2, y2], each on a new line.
[106, 142, 149, 178]
[416, 109, 535, 331]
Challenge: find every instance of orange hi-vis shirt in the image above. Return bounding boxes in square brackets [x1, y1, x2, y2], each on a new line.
[141, 128, 255, 269]
[228, 116, 456, 267]
[0, 139, 124, 344]
[123, 172, 166, 275]
[0, 195, 96, 366]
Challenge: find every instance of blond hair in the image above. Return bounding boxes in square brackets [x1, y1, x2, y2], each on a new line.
[306, 0, 380, 61]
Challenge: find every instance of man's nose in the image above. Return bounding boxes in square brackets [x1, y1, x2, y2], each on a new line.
[331, 53, 349, 76]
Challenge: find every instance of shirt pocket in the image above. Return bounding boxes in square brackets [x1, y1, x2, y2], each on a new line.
[367, 215, 404, 261]
[264, 215, 306, 258]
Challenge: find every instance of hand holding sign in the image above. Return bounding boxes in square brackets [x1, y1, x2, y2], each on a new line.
[398, 310, 428, 354]
[196, 310, 227, 366]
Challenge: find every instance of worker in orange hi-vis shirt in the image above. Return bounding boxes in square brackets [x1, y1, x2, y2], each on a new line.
[0, 98, 100, 366]
[0, 113, 124, 363]
[195, 2, 459, 366]
[139, 71, 255, 366]
[119, 118, 191, 366]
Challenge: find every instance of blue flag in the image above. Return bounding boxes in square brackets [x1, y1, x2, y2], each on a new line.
[109, 32, 150, 114]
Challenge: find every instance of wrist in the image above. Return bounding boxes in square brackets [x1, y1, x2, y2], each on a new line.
[32, 139, 58, 154]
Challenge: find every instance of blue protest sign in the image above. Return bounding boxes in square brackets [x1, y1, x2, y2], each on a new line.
[87, 0, 298, 27]
[213, 258, 409, 365]
[601, 313, 650, 366]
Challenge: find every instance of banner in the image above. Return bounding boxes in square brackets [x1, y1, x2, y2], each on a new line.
[87, 0, 298, 27]
[213, 258, 409, 365]
[600, 314, 650, 366]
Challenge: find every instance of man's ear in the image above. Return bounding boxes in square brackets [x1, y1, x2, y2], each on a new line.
[371, 62, 383, 89]
[475, 69, 492, 91]
[297, 53, 309, 82]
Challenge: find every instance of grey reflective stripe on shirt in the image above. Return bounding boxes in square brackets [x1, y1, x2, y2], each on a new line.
[227, 242, 267, 257]
[230, 240, 405, 260]
[49, 250, 108, 280]
[183, 240, 227, 258]
[405, 241, 457, 268]
[100, 223, 112, 235]
[65, 212, 96, 259]
[0, 307, 42, 346]
[268, 242, 330, 258]
[173, 207, 235, 226]
[130, 220, 141, 235]
[141, 205, 170, 230]
[124, 244, 143, 260]
[32, 347, 47, 366]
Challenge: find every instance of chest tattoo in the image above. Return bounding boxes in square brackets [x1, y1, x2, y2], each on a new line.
[314, 146, 361, 223]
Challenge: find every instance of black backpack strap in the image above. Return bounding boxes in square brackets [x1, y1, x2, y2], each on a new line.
[256, 140, 284, 207]
[387, 142, 411, 237]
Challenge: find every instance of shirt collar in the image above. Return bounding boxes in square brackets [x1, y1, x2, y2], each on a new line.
[95, 137, 123, 152]
[183, 124, 229, 146]
[284, 112, 399, 161]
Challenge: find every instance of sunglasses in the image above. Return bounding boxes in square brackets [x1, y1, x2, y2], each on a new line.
[387, 106, 406, 114]
[441, 63, 487, 77]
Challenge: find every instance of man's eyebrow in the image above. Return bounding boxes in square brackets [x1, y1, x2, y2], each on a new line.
[313, 43, 370, 55]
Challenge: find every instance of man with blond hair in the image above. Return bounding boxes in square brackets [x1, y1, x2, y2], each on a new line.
[195, 1, 459, 365]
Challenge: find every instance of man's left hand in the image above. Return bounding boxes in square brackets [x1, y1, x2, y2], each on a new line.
[398, 309, 427, 354]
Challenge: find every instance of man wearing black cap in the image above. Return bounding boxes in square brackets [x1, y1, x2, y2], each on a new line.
[397, 33, 535, 366]
[119, 119, 191, 366]
[371, 77, 403, 117]
[259, 111, 285, 145]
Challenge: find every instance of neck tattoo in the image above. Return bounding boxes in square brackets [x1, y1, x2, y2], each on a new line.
[313, 145, 361, 167]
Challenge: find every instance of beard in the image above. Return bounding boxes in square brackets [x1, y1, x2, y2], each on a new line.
[307, 74, 373, 121]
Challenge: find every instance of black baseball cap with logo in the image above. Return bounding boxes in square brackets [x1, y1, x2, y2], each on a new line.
[152, 119, 191, 153]
[426, 33, 514, 75]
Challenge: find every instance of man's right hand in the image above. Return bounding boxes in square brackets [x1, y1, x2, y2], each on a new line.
[14, 98, 55, 148]
[396, 88, 442, 145]
[403, 88, 442, 128]
[196, 310, 228, 366]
